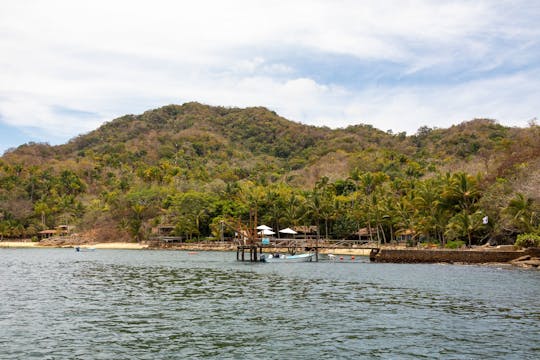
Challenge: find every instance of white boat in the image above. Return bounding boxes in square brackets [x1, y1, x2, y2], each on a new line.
[75, 246, 96, 252]
[260, 253, 314, 263]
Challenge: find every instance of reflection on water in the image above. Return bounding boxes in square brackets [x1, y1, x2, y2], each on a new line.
[0, 249, 539, 359]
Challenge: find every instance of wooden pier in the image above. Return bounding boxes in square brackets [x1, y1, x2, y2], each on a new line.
[236, 245, 263, 261]
[236, 238, 376, 262]
[225, 211, 376, 262]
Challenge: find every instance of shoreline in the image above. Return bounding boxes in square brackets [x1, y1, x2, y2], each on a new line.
[0, 240, 370, 256]
[0, 241, 148, 250]
[1, 240, 538, 268]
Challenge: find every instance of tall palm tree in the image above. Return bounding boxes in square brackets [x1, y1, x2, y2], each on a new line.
[305, 191, 323, 239]
[413, 178, 447, 245]
[264, 189, 285, 235]
[238, 181, 266, 229]
[282, 193, 304, 228]
[0, 221, 7, 241]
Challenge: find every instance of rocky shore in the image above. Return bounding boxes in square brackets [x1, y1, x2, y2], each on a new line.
[369, 247, 540, 269]
[510, 254, 540, 269]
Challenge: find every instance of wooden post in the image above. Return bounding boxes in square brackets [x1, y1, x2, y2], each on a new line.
[315, 237, 319, 262]
[220, 221, 224, 242]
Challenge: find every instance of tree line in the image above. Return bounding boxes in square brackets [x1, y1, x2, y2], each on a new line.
[0, 160, 537, 246]
[0, 103, 538, 246]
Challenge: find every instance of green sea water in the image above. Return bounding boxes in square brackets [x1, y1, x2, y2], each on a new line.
[1, 248, 539, 359]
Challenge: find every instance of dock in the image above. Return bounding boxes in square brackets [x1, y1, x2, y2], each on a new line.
[236, 238, 375, 262]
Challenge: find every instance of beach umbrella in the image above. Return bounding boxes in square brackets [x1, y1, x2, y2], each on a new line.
[279, 227, 297, 235]
[257, 225, 272, 230]
[258, 229, 275, 235]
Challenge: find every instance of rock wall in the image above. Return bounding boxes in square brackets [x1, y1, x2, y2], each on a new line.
[370, 248, 540, 264]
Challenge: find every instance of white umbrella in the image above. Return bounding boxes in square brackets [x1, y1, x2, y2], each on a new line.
[279, 227, 297, 235]
[258, 229, 275, 235]
[257, 225, 272, 230]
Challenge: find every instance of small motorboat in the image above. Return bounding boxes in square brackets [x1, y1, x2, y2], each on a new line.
[260, 253, 314, 263]
[75, 246, 96, 252]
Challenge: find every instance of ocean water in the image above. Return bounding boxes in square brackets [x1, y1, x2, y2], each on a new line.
[0, 248, 538, 359]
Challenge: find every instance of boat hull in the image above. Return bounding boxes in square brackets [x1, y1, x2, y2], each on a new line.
[75, 246, 96, 252]
[261, 253, 314, 263]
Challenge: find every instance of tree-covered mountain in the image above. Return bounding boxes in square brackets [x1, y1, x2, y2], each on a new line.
[1, 102, 538, 245]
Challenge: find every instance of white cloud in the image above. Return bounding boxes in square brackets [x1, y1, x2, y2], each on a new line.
[344, 69, 540, 133]
[0, 0, 539, 152]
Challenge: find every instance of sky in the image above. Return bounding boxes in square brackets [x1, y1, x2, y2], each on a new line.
[1, 0, 539, 154]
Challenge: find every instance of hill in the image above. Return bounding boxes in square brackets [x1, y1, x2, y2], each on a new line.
[0, 102, 538, 245]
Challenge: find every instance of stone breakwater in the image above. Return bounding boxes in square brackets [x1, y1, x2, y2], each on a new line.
[370, 248, 540, 268]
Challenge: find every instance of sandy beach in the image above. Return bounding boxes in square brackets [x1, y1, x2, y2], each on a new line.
[0, 241, 40, 248]
[0, 241, 148, 250]
[0, 240, 372, 255]
[90, 242, 148, 249]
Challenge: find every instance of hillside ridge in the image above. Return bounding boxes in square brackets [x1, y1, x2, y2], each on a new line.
[1, 102, 538, 245]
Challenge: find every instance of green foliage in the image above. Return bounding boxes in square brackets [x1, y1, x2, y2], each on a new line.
[514, 233, 540, 249]
[0, 103, 538, 244]
[164, 191, 216, 240]
[445, 240, 465, 249]
[504, 193, 539, 234]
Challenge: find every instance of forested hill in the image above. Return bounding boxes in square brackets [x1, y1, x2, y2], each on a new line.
[4, 102, 398, 185]
[1, 102, 539, 245]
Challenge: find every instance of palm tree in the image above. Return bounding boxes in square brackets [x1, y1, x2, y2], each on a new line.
[393, 193, 415, 238]
[366, 193, 385, 245]
[237, 181, 266, 231]
[129, 203, 146, 241]
[282, 193, 304, 228]
[445, 211, 485, 247]
[413, 178, 448, 245]
[305, 191, 325, 239]
[0, 221, 7, 241]
[264, 189, 285, 236]
[312, 177, 336, 238]
[346, 169, 363, 237]
[505, 193, 538, 234]
[442, 172, 482, 213]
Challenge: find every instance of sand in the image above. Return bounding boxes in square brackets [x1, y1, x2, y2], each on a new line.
[90, 242, 148, 249]
[0, 240, 371, 255]
[0, 241, 148, 250]
[0, 241, 40, 248]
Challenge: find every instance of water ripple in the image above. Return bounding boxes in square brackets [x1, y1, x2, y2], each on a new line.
[0, 249, 539, 359]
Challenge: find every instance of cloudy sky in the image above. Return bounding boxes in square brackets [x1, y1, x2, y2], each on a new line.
[1, 0, 539, 153]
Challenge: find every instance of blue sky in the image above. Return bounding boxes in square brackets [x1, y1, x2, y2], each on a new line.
[1, 0, 539, 154]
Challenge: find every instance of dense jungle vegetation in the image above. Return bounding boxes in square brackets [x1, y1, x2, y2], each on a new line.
[0, 102, 539, 246]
